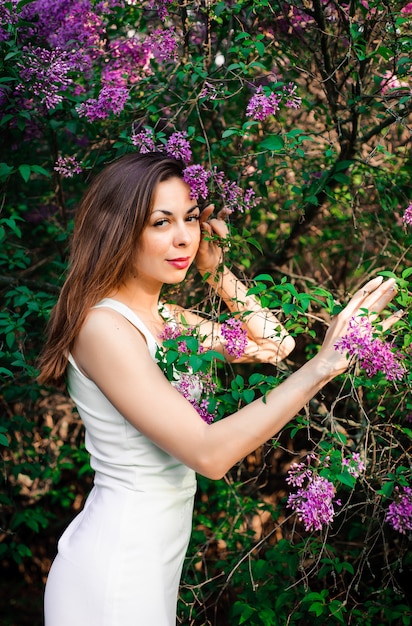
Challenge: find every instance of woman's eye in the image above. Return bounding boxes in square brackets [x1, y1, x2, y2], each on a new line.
[153, 219, 169, 227]
[187, 214, 200, 222]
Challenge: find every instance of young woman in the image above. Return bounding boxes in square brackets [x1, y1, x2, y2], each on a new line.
[38, 152, 398, 626]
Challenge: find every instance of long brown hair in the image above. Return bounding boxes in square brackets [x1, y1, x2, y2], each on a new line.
[37, 152, 185, 387]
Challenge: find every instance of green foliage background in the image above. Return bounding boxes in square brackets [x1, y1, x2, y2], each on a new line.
[0, 0, 411, 624]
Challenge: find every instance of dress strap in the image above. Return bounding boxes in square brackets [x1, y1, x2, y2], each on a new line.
[94, 298, 159, 359]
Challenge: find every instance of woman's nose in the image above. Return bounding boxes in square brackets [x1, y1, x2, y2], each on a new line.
[175, 223, 192, 247]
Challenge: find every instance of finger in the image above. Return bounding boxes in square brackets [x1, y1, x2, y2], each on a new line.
[343, 277, 392, 318]
[217, 207, 232, 220]
[208, 217, 229, 238]
[199, 204, 215, 225]
[361, 278, 397, 315]
[199, 220, 212, 238]
[376, 309, 404, 332]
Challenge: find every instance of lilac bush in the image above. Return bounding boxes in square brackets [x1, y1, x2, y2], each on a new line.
[1, 0, 411, 624]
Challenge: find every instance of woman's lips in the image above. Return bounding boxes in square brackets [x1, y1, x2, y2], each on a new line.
[167, 257, 191, 269]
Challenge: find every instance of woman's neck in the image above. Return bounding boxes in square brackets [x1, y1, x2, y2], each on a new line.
[109, 279, 163, 322]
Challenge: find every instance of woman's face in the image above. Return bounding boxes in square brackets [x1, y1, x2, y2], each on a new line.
[135, 176, 201, 287]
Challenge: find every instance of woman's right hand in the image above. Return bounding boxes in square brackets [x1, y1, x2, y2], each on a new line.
[315, 276, 400, 379]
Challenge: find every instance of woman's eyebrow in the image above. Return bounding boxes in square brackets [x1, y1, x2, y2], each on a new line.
[151, 205, 200, 216]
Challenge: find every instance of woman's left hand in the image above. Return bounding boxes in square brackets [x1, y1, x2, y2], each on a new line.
[196, 204, 231, 277]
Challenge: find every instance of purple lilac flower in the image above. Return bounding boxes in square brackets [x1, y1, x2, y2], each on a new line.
[148, 28, 179, 62]
[105, 38, 152, 86]
[221, 317, 248, 359]
[283, 82, 302, 109]
[20, 0, 106, 70]
[403, 203, 412, 226]
[158, 324, 181, 341]
[175, 372, 216, 424]
[0, 0, 19, 41]
[212, 169, 260, 213]
[146, 0, 173, 20]
[335, 316, 406, 382]
[243, 188, 260, 210]
[54, 155, 83, 178]
[131, 128, 157, 153]
[385, 486, 412, 534]
[17, 45, 75, 110]
[246, 86, 281, 121]
[285, 460, 314, 488]
[199, 80, 225, 100]
[76, 85, 129, 121]
[287, 474, 337, 532]
[183, 165, 211, 200]
[166, 131, 192, 165]
[342, 452, 366, 478]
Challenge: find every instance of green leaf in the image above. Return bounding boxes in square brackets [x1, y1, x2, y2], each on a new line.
[401, 267, 412, 279]
[18, 164, 31, 182]
[336, 471, 356, 488]
[242, 389, 255, 404]
[188, 355, 204, 372]
[0, 162, 13, 180]
[260, 135, 284, 152]
[255, 40, 265, 56]
[377, 481, 395, 497]
[222, 129, 239, 138]
[30, 164, 51, 177]
[253, 274, 275, 283]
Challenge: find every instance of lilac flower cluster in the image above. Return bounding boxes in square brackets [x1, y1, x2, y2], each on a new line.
[199, 81, 225, 101]
[246, 86, 281, 121]
[335, 316, 406, 382]
[16, 45, 75, 110]
[286, 452, 367, 532]
[385, 486, 412, 534]
[403, 203, 412, 226]
[148, 28, 179, 62]
[174, 372, 216, 425]
[342, 452, 366, 478]
[212, 168, 260, 213]
[158, 323, 216, 424]
[146, 0, 174, 20]
[246, 82, 301, 122]
[54, 156, 83, 178]
[104, 38, 152, 87]
[77, 85, 129, 122]
[131, 128, 157, 153]
[221, 317, 248, 359]
[283, 82, 302, 109]
[132, 129, 192, 164]
[0, 0, 19, 42]
[287, 472, 336, 532]
[183, 165, 211, 200]
[10, 0, 178, 122]
[165, 131, 192, 165]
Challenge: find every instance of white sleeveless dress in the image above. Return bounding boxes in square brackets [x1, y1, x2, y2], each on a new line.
[44, 299, 197, 626]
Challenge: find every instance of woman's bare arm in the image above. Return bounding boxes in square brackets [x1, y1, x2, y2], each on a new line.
[192, 205, 295, 364]
[72, 276, 398, 480]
